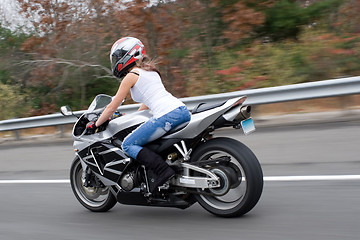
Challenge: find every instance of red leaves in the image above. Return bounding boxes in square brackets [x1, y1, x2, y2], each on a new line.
[20, 36, 45, 52]
[14, 0, 277, 106]
[233, 76, 269, 91]
[220, 1, 266, 45]
[216, 66, 243, 76]
[329, 49, 356, 55]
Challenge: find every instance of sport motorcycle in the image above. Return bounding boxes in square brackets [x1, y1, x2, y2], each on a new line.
[60, 94, 263, 217]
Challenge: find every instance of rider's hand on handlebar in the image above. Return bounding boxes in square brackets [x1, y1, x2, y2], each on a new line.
[86, 118, 98, 134]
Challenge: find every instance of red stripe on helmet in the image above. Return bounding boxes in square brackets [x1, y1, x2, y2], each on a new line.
[123, 58, 136, 68]
[130, 44, 141, 55]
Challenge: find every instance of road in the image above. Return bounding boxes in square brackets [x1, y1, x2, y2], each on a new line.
[0, 120, 359, 240]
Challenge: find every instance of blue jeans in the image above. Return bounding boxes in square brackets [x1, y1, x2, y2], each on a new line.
[122, 106, 191, 159]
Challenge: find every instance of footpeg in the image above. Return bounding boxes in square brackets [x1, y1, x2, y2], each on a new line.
[158, 182, 170, 190]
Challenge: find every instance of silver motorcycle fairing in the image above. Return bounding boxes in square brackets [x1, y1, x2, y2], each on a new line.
[72, 110, 152, 144]
[75, 141, 131, 183]
[106, 110, 153, 138]
[76, 153, 120, 187]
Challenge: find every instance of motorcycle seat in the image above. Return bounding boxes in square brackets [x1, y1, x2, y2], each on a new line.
[145, 123, 189, 153]
[191, 101, 226, 114]
[165, 121, 189, 135]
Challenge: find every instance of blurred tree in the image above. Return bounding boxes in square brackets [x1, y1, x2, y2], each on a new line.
[262, 0, 341, 41]
[0, 25, 30, 119]
[0, 82, 26, 120]
[16, 0, 274, 101]
[17, 0, 120, 111]
[217, 0, 268, 45]
[158, 0, 270, 95]
[331, 0, 360, 34]
[2, 0, 355, 119]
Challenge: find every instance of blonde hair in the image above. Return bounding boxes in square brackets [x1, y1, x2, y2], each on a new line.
[136, 55, 161, 76]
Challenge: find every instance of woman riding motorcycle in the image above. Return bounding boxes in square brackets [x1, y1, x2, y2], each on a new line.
[86, 37, 191, 193]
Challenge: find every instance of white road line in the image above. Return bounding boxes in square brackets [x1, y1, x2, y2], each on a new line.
[0, 175, 360, 184]
[264, 175, 360, 181]
[0, 180, 70, 184]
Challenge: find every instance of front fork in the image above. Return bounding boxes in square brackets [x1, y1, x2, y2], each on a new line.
[83, 167, 93, 187]
[81, 165, 105, 188]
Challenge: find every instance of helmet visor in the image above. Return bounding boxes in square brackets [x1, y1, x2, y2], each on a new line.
[111, 49, 128, 71]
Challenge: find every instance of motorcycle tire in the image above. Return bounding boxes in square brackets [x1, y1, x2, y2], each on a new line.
[70, 157, 117, 212]
[191, 137, 263, 217]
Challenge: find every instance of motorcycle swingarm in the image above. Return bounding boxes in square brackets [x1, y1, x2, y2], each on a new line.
[190, 156, 231, 167]
[169, 162, 220, 189]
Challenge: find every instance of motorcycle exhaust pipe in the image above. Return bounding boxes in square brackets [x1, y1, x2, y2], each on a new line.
[213, 105, 252, 128]
[240, 105, 251, 119]
[234, 105, 251, 121]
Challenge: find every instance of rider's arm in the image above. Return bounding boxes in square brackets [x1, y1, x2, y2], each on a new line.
[138, 103, 149, 111]
[95, 73, 138, 127]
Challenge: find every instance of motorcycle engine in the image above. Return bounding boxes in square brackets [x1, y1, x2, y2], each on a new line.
[120, 172, 135, 191]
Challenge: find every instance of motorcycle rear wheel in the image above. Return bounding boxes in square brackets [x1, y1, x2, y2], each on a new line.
[192, 137, 263, 217]
[70, 157, 117, 212]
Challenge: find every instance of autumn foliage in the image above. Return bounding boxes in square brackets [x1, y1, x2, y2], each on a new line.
[0, 0, 359, 119]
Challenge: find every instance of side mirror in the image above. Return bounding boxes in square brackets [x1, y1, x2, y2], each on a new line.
[60, 106, 73, 116]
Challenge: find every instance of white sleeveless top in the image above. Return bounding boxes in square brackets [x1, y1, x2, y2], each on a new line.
[130, 68, 185, 118]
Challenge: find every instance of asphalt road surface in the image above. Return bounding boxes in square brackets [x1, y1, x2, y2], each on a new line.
[0, 120, 359, 240]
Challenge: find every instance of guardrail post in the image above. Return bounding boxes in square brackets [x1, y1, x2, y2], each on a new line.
[14, 130, 21, 141]
[58, 125, 64, 138]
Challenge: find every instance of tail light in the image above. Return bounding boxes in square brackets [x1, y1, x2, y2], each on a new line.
[232, 97, 247, 107]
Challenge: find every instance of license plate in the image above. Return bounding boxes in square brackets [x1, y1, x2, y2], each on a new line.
[241, 118, 256, 135]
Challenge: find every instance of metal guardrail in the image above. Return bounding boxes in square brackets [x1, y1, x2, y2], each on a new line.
[1, 76, 360, 138]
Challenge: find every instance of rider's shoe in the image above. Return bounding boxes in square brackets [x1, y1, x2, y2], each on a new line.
[136, 147, 175, 193]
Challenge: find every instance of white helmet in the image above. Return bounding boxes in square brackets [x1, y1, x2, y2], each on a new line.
[110, 37, 146, 78]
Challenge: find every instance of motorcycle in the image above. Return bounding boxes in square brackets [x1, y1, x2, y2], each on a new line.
[60, 94, 263, 217]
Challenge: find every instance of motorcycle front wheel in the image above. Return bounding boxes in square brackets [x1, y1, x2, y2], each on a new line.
[70, 157, 117, 212]
[192, 137, 263, 217]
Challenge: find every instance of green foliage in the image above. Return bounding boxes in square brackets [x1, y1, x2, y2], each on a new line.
[262, 0, 342, 40]
[0, 26, 28, 53]
[168, 48, 189, 59]
[210, 22, 360, 93]
[0, 82, 29, 120]
[0, 25, 32, 119]
[305, 0, 343, 19]
[0, 69, 10, 84]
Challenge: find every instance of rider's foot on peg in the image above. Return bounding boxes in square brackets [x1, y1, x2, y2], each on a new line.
[136, 147, 176, 193]
[150, 167, 175, 193]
